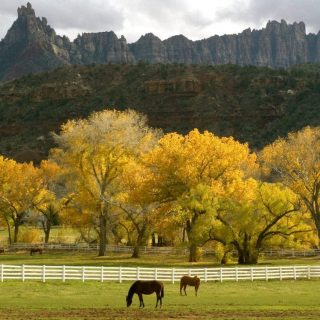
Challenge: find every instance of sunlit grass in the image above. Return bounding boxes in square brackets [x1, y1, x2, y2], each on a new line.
[1, 280, 320, 319]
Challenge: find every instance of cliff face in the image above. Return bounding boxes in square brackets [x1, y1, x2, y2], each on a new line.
[1, 3, 320, 80]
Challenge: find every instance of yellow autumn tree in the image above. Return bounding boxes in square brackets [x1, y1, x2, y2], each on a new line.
[209, 178, 315, 264]
[50, 109, 160, 256]
[115, 159, 159, 258]
[261, 126, 320, 239]
[144, 129, 257, 262]
[32, 160, 65, 243]
[0, 156, 46, 243]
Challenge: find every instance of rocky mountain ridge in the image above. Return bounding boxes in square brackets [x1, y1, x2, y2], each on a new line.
[1, 3, 320, 80]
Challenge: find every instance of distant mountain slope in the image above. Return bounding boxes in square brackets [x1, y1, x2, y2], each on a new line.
[1, 3, 320, 81]
[0, 63, 319, 162]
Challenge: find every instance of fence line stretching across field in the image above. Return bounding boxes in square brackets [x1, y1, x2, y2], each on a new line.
[5, 243, 320, 257]
[0, 264, 320, 283]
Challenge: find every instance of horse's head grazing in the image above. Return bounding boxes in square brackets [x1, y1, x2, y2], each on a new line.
[126, 295, 132, 307]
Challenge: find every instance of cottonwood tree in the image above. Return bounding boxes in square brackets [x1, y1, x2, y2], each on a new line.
[261, 127, 320, 239]
[116, 160, 159, 258]
[0, 156, 45, 243]
[50, 109, 160, 256]
[33, 160, 64, 243]
[209, 179, 314, 264]
[144, 129, 256, 262]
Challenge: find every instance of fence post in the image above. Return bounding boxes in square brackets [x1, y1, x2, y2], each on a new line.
[265, 266, 268, 281]
[119, 266, 122, 283]
[307, 266, 311, 280]
[82, 266, 85, 282]
[62, 265, 66, 282]
[172, 268, 175, 284]
[22, 264, 25, 282]
[235, 267, 238, 282]
[250, 267, 254, 281]
[155, 268, 158, 280]
[42, 265, 46, 283]
[1, 264, 3, 282]
[137, 267, 140, 280]
[280, 267, 282, 281]
[101, 266, 104, 282]
[220, 268, 223, 282]
[204, 268, 207, 283]
[293, 266, 296, 280]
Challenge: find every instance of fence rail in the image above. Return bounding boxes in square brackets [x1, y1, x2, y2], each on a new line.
[4, 243, 320, 257]
[0, 264, 320, 283]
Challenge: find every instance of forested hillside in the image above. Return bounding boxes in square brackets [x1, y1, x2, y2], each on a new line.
[0, 63, 320, 162]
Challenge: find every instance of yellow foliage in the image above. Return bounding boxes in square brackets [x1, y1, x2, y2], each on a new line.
[18, 228, 42, 243]
[261, 126, 320, 238]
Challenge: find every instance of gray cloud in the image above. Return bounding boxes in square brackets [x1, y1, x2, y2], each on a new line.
[217, 0, 320, 33]
[0, 0, 124, 39]
[1, 0, 319, 43]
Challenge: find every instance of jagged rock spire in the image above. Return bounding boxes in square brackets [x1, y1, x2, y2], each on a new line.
[17, 2, 35, 17]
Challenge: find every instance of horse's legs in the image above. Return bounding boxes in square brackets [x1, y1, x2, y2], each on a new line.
[195, 286, 198, 296]
[180, 283, 183, 295]
[138, 293, 144, 308]
[184, 285, 187, 296]
[155, 292, 162, 308]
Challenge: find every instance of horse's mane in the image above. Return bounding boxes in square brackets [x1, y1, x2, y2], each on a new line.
[127, 281, 138, 299]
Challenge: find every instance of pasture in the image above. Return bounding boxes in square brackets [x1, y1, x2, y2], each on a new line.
[0, 252, 320, 319]
[0, 280, 320, 319]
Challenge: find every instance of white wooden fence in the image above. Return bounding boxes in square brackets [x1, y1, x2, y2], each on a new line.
[6, 243, 320, 257]
[1, 265, 320, 283]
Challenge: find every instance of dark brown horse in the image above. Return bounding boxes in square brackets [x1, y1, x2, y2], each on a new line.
[180, 275, 200, 296]
[126, 280, 164, 308]
[30, 248, 43, 255]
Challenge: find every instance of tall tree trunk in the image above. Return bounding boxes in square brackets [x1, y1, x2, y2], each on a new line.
[312, 210, 320, 241]
[132, 246, 140, 258]
[44, 220, 51, 243]
[221, 251, 229, 265]
[4, 215, 12, 245]
[186, 215, 200, 262]
[237, 248, 259, 264]
[132, 225, 147, 258]
[98, 214, 107, 256]
[189, 243, 199, 262]
[233, 238, 259, 265]
[13, 221, 20, 243]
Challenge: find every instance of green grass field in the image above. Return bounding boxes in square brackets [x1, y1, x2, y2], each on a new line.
[1, 250, 320, 319]
[0, 280, 320, 319]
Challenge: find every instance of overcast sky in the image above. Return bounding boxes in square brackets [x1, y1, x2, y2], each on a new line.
[1, 0, 319, 42]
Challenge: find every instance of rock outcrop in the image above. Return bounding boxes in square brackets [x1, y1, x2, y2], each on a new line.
[1, 3, 320, 80]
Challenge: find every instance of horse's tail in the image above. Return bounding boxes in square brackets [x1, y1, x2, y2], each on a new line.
[161, 286, 164, 298]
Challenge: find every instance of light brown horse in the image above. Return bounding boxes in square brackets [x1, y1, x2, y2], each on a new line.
[126, 280, 164, 308]
[180, 275, 200, 296]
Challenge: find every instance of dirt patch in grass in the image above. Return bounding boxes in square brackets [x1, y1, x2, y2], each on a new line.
[1, 308, 320, 320]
